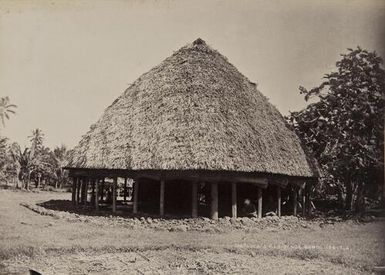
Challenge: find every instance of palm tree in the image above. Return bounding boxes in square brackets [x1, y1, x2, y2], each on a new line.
[52, 144, 69, 188]
[10, 143, 32, 189]
[0, 96, 16, 127]
[28, 128, 44, 157]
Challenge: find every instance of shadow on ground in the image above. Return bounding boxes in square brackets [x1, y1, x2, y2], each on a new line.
[37, 199, 193, 220]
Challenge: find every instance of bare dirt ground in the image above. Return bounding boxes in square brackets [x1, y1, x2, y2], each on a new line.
[0, 189, 384, 274]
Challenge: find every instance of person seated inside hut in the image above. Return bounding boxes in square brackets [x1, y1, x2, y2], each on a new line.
[241, 199, 257, 217]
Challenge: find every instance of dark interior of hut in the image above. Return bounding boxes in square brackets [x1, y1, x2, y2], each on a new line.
[164, 180, 193, 216]
[137, 178, 160, 215]
[90, 177, 300, 218]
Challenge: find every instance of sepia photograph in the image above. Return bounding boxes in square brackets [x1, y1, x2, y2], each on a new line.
[0, 0, 384, 274]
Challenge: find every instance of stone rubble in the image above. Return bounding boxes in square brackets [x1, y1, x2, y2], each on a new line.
[18, 202, 333, 233]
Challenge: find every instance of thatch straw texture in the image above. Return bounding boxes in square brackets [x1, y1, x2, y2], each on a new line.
[66, 38, 317, 177]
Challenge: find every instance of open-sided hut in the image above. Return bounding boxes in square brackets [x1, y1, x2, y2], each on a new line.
[65, 38, 318, 219]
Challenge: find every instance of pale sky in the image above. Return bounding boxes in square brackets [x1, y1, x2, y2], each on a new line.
[1, 0, 384, 149]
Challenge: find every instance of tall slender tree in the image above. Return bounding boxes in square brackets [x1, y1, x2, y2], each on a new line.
[0, 96, 16, 127]
[0, 97, 16, 184]
[28, 128, 44, 158]
[10, 143, 33, 189]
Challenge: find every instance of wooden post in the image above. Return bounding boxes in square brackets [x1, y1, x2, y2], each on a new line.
[133, 180, 138, 214]
[231, 182, 237, 218]
[79, 178, 82, 204]
[71, 177, 76, 204]
[160, 179, 165, 216]
[257, 187, 262, 218]
[123, 178, 127, 202]
[277, 186, 281, 217]
[95, 177, 99, 211]
[80, 178, 84, 204]
[76, 178, 81, 205]
[91, 179, 95, 204]
[83, 178, 88, 205]
[100, 178, 105, 202]
[301, 187, 306, 216]
[79, 178, 83, 204]
[192, 181, 198, 218]
[293, 188, 298, 216]
[81, 178, 86, 204]
[211, 182, 218, 220]
[112, 177, 117, 213]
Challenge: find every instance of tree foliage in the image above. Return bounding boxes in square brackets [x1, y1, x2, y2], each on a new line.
[0, 137, 9, 181]
[0, 96, 16, 127]
[0, 97, 17, 183]
[0, 106, 71, 189]
[52, 144, 70, 188]
[288, 47, 385, 211]
[4, 129, 71, 189]
[29, 128, 44, 158]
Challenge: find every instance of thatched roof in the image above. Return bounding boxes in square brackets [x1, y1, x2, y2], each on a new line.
[66, 38, 318, 178]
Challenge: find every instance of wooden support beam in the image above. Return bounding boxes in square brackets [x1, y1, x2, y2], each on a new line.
[231, 182, 237, 218]
[95, 178, 99, 211]
[76, 178, 81, 205]
[80, 178, 84, 204]
[192, 181, 198, 218]
[81, 178, 86, 204]
[160, 179, 165, 216]
[257, 187, 262, 218]
[100, 178, 105, 202]
[112, 177, 117, 213]
[133, 180, 138, 214]
[71, 177, 76, 204]
[91, 179, 95, 204]
[123, 178, 127, 202]
[293, 188, 298, 216]
[302, 188, 306, 217]
[80, 178, 85, 204]
[211, 182, 218, 220]
[277, 186, 281, 217]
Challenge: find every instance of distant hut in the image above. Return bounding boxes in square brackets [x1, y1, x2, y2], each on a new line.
[65, 38, 318, 219]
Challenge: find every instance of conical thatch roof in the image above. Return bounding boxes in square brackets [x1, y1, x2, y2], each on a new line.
[66, 38, 317, 178]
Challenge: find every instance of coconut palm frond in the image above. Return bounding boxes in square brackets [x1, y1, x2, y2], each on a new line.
[0, 96, 17, 127]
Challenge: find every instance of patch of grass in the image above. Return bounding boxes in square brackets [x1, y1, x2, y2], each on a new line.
[0, 245, 42, 261]
[47, 243, 372, 272]
[1, 190, 383, 274]
[291, 248, 321, 260]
